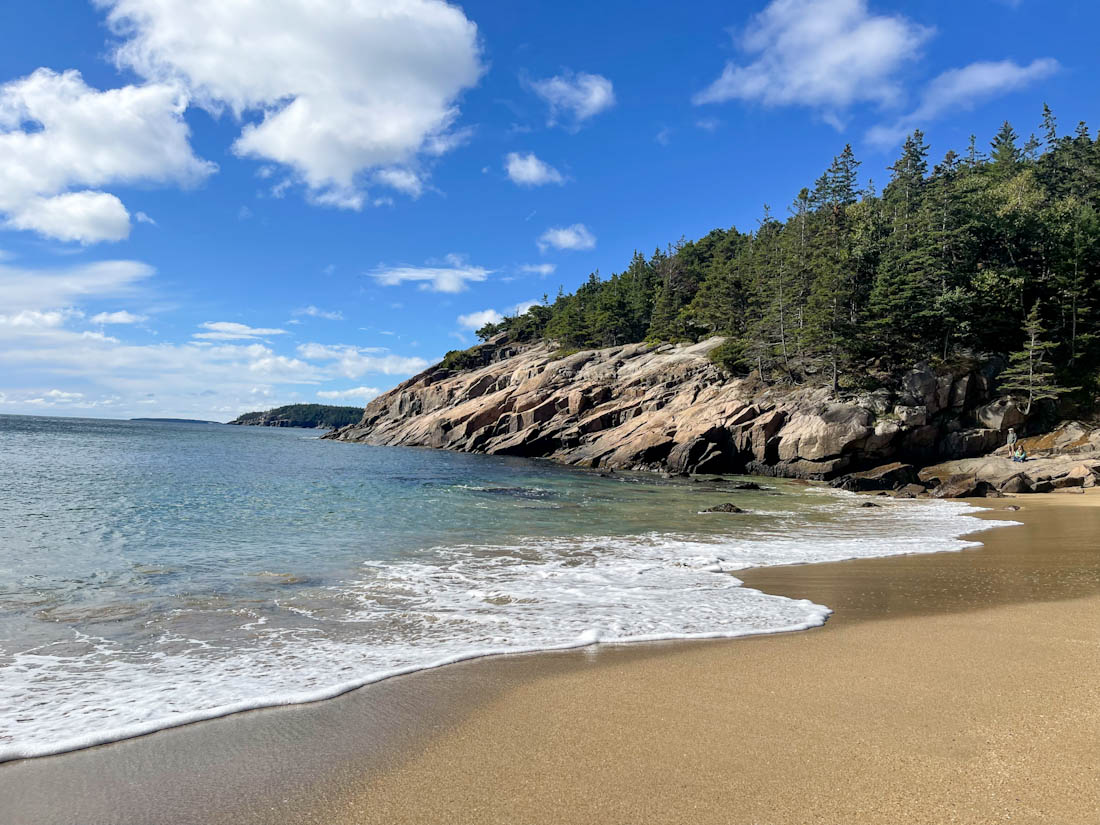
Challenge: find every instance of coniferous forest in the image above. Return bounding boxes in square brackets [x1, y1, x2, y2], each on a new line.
[470, 109, 1100, 408]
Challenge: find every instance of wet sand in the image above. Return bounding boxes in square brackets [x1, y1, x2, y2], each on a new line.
[3, 492, 1099, 824]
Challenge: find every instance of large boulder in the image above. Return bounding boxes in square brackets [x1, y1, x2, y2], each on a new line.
[775, 404, 872, 462]
[900, 364, 941, 412]
[940, 428, 1002, 459]
[974, 397, 1027, 432]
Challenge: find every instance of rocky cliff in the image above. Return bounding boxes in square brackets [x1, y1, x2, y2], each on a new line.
[326, 337, 1065, 484]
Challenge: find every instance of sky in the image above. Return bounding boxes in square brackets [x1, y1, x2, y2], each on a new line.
[0, 0, 1096, 421]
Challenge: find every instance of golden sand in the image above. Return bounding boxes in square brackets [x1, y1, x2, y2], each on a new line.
[320, 492, 1100, 825]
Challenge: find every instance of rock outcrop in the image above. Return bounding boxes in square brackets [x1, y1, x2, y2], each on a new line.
[326, 337, 1085, 488]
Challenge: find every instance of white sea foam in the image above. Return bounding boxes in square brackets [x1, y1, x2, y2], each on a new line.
[0, 494, 1016, 763]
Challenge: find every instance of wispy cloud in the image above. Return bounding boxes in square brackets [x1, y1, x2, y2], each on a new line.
[317, 386, 379, 402]
[294, 305, 345, 321]
[520, 263, 556, 276]
[370, 254, 490, 293]
[867, 58, 1059, 148]
[297, 343, 430, 377]
[193, 321, 287, 341]
[91, 310, 147, 324]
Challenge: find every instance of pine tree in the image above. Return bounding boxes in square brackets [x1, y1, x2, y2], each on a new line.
[998, 302, 1076, 413]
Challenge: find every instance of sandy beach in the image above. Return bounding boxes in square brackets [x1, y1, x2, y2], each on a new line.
[3, 491, 1099, 825]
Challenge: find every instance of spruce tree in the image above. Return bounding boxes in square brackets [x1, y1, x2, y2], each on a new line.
[999, 302, 1076, 413]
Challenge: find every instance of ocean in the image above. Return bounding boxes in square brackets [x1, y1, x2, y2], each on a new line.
[0, 414, 1012, 762]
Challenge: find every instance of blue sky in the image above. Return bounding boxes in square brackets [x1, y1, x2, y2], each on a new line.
[0, 0, 1095, 420]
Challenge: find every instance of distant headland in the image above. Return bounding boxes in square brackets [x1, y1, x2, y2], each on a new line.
[228, 404, 363, 429]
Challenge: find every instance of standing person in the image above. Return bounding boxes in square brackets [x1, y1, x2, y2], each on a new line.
[1006, 428, 1018, 452]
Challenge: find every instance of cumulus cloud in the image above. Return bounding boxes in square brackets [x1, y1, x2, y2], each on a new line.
[297, 343, 430, 378]
[370, 255, 490, 293]
[867, 58, 1059, 148]
[193, 321, 288, 341]
[457, 308, 504, 330]
[530, 71, 615, 127]
[537, 223, 596, 252]
[457, 300, 540, 331]
[0, 68, 214, 242]
[293, 306, 344, 321]
[693, 0, 931, 120]
[99, 0, 484, 207]
[505, 152, 564, 186]
[0, 259, 153, 310]
[317, 386, 381, 402]
[91, 310, 147, 324]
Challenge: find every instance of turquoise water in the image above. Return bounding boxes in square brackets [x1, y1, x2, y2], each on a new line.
[0, 414, 1008, 761]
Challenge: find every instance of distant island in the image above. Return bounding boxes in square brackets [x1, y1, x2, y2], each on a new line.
[228, 404, 364, 429]
[131, 418, 221, 424]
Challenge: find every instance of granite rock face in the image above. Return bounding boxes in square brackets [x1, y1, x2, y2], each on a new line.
[326, 337, 1064, 482]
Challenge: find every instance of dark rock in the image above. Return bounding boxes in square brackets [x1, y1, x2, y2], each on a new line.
[998, 473, 1034, 494]
[930, 474, 998, 499]
[1003, 505, 1021, 511]
[830, 461, 917, 492]
[894, 483, 929, 498]
[729, 481, 761, 490]
[702, 503, 747, 514]
[860, 501, 881, 508]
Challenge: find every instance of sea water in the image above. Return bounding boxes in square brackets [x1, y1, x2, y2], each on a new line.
[0, 414, 1013, 761]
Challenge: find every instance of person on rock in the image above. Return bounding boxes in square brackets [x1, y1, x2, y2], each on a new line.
[1006, 428, 1018, 452]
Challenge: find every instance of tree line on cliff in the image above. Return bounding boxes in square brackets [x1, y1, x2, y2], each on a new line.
[469, 108, 1098, 408]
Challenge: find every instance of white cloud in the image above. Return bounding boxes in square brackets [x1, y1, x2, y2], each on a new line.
[505, 152, 564, 186]
[297, 343, 430, 378]
[91, 310, 147, 324]
[193, 321, 288, 341]
[510, 299, 540, 315]
[0, 309, 81, 329]
[8, 191, 132, 244]
[457, 308, 504, 330]
[867, 58, 1059, 148]
[458, 300, 540, 331]
[520, 263, 556, 276]
[693, 0, 932, 120]
[371, 255, 490, 293]
[27, 389, 86, 405]
[0, 259, 153, 310]
[373, 168, 424, 197]
[0, 68, 214, 242]
[537, 223, 596, 252]
[530, 71, 615, 127]
[100, 0, 484, 207]
[317, 386, 380, 402]
[294, 306, 344, 321]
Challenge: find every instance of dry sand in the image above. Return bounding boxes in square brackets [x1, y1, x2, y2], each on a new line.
[3, 492, 1099, 825]
[317, 492, 1100, 825]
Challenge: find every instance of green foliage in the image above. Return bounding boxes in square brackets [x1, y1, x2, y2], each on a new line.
[452, 110, 1100, 413]
[229, 404, 364, 428]
[999, 302, 1079, 413]
[440, 347, 486, 371]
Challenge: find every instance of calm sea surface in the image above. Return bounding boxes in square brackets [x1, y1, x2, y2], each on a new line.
[0, 414, 1010, 761]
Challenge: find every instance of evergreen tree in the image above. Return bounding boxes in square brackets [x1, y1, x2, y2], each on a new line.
[998, 302, 1076, 413]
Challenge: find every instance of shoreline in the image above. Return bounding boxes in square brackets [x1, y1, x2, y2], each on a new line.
[2, 491, 1098, 823]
